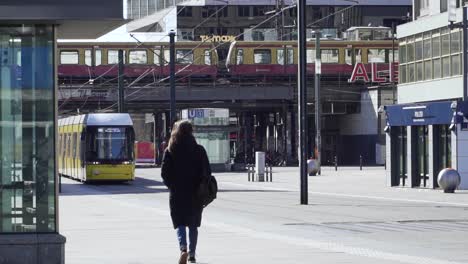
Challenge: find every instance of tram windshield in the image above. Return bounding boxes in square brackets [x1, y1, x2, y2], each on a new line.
[86, 126, 134, 162]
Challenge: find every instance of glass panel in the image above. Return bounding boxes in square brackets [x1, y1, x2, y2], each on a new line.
[408, 63, 415, 82]
[129, 50, 148, 64]
[417, 62, 424, 81]
[204, 49, 211, 65]
[451, 31, 460, 53]
[442, 56, 450, 77]
[424, 60, 432, 80]
[399, 45, 406, 63]
[400, 64, 407, 84]
[60, 51, 78, 64]
[85, 49, 92, 66]
[194, 132, 230, 164]
[176, 49, 194, 64]
[254, 49, 271, 64]
[236, 49, 243, 65]
[0, 25, 56, 233]
[432, 36, 440, 57]
[391, 49, 399, 62]
[423, 39, 431, 59]
[433, 58, 441, 78]
[95, 49, 102, 66]
[277, 49, 285, 65]
[451, 54, 461, 76]
[441, 34, 450, 56]
[415, 40, 423, 60]
[321, 49, 339, 63]
[407, 42, 415, 62]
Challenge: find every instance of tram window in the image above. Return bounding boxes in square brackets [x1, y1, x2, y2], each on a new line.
[368, 49, 387, 63]
[236, 49, 243, 65]
[95, 49, 102, 66]
[176, 49, 194, 64]
[85, 49, 92, 66]
[254, 49, 271, 64]
[60, 51, 79, 64]
[71, 133, 76, 159]
[277, 48, 294, 65]
[321, 49, 339, 63]
[86, 127, 134, 161]
[107, 49, 126, 64]
[286, 48, 294, 64]
[204, 49, 211, 65]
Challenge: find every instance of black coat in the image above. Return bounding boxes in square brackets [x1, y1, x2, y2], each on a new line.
[161, 140, 210, 229]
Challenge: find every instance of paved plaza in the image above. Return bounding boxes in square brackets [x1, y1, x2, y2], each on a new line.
[60, 167, 468, 264]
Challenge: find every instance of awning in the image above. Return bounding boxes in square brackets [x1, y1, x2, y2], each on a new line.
[384, 101, 463, 126]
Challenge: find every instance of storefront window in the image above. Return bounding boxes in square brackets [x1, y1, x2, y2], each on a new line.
[0, 25, 55, 233]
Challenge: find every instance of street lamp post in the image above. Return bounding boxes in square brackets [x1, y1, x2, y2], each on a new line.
[169, 30, 176, 126]
[314, 31, 321, 174]
[297, 0, 308, 204]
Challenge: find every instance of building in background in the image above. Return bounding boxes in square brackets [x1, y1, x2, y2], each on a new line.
[0, 0, 124, 263]
[385, 0, 468, 190]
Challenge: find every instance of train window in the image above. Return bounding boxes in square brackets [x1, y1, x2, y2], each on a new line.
[345, 49, 362, 64]
[107, 49, 126, 64]
[254, 49, 271, 64]
[60, 51, 79, 64]
[277, 49, 285, 65]
[129, 50, 148, 64]
[321, 49, 339, 63]
[176, 49, 194, 64]
[154, 49, 161, 65]
[306, 49, 315, 63]
[236, 49, 244, 65]
[95, 49, 102, 66]
[85, 49, 92, 66]
[164, 49, 170, 66]
[368, 49, 387, 63]
[204, 49, 211, 65]
[277, 49, 293, 65]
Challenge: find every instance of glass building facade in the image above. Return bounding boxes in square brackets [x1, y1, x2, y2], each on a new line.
[0, 25, 56, 233]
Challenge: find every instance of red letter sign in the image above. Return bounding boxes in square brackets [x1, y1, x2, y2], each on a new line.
[348, 63, 369, 83]
[371, 63, 386, 83]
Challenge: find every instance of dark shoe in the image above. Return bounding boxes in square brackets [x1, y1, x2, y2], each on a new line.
[179, 251, 188, 264]
[188, 256, 196, 263]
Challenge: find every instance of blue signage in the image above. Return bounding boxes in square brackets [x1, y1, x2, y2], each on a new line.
[385, 101, 454, 126]
[188, 109, 205, 119]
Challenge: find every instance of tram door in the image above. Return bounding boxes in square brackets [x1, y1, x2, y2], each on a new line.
[414, 126, 429, 187]
[393, 126, 407, 186]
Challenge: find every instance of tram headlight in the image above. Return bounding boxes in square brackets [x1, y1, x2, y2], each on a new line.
[122, 161, 133, 165]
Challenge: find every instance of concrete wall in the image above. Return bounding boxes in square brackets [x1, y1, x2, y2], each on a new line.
[398, 77, 463, 104]
[339, 90, 378, 136]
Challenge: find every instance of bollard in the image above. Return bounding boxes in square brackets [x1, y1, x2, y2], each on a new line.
[360, 155, 363, 171]
[270, 164, 273, 182]
[334, 155, 338, 171]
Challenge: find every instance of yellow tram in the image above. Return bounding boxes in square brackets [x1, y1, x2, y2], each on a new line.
[58, 113, 135, 182]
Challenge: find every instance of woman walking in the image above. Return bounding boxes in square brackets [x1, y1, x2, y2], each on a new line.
[161, 120, 211, 264]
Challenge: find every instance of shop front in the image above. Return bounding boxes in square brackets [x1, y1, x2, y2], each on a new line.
[385, 100, 468, 190]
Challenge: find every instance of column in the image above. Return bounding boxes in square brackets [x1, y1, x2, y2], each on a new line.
[406, 126, 415, 188]
[427, 125, 436, 189]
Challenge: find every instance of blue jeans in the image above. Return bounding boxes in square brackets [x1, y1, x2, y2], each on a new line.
[177, 226, 198, 255]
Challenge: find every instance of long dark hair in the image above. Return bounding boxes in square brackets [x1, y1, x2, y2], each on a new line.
[167, 120, 196, 153]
